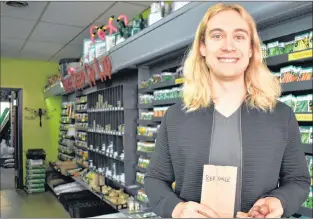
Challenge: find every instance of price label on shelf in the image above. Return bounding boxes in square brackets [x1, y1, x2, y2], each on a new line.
[175, 78, 184, 84]
[288, 49, 312, 61]
[296, 113, 312, 122]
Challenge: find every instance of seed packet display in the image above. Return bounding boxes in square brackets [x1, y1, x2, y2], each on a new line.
[293, 33, 310, 52]
[267, 41, 279, 57]
[261, 44, 267, 58]
[298, 67, 313, 81]
[299, 126, 311, 144]
[280, 65, 298, 83]
[294, 95, 310, 113]
[284, 41, 294, 54]
[308, 94, 312, 112]
[278, 42, 285, 55]
[309, 127, 313, 144]
[309, 31, 312, 48]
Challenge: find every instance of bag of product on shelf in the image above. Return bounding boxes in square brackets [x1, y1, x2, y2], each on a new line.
[267, 41, 280, 57]
[261, 44, 267, 58]
[309, 128, 313, 144]
[161, 72, 175, 82]
[309, 31, 312, 48]
[294, 95, 311, 113]
[299, 126, 311, 144]
[278, 42, 285, 55]
[298, 67, 313, 81]
[280, 65, 298, 83]
[303, 185, 313, 209]
[294, 32, 310, 52]
[309, 94, 312, 112]
[284, 41, 295, 54]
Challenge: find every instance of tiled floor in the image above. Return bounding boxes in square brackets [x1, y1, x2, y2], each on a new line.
[1, 167, 69, 218]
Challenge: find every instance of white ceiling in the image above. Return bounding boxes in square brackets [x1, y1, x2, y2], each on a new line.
[0, 1, 150, 62]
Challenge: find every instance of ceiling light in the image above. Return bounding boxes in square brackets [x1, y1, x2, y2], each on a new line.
[4, 1, 28, 8]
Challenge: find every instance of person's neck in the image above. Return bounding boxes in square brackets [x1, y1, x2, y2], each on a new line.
[210, 74, 246, 117]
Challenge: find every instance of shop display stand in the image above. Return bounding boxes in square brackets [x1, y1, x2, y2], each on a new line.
[136, 58, 184, 206]
[59, 102, 76, 161]
[86, 83, 138, 188]
[74, 95, 89, 168]
[25, 149, 46, 194]
[263, 29, 313, 218]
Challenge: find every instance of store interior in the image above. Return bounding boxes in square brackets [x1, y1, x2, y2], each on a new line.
[0, 1, 312, 218]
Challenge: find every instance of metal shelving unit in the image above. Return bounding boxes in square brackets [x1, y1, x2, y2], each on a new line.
[263, 29, 313, 217]
[86, 83, 138, 187]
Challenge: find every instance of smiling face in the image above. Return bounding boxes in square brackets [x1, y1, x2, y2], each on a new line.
[200, 10, 252, 80]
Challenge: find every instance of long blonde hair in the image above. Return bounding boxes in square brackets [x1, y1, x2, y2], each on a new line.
[182, 3, 281, 112]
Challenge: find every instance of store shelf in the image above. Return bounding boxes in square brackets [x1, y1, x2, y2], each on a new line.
[303, 144, 313, 154]
[88, 130, 124, 136]
[88, 108, 124, 112]
[282, 80, 313, 93]
[297, 206, 313, 218]
[153, 98, 181, 106]
[295, 113, 312, 122]
[135, 181, 144, 189]
[137, 119, 155, 125]
[76, 110, 88, 113]
[135, 166, 146, 173]
[89, 149, 124, 162]
[136, 151, 154, 158]
[266, 49, 312, 67]
[138, 103, 153, 109]
[44, 81, 65, 99]
[139, 78, 184, 94]
[100, 172, 127, 189]
[136, 198, 150, 208]
[137, 135, 156, 142]
[152, 117, 163, 122]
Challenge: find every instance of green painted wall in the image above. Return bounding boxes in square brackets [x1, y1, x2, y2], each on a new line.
[0, 58, 61, 183]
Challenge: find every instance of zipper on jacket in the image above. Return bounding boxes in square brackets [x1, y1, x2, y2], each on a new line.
[239, 107, 243, 210]
[208, 108, 215, 163]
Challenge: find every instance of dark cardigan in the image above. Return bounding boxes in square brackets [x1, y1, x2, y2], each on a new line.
[144, 101, 310, 218]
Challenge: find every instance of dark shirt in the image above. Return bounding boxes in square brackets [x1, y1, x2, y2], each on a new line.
[209, 107, 242, 216]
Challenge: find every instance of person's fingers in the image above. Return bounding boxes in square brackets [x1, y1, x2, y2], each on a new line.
[265, 210, 283, 218]
[236, 212, 250, 218]
[259, 204, 270, 215]
[183, 211, 209, 218]
[249, 205, 261, 215]
[250, 210, 261, 218]
[196, 204, 220, 218]
[257, 213, 265, 218]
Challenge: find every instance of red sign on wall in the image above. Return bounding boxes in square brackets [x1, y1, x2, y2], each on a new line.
[61, 76, 74, 93]
[84, 63, 96, 88]
[74, 71, 85, 90]
[61, 55, 112, 93]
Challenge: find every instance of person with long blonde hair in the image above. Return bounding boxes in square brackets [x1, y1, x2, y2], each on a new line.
[144, 3, 310, 218]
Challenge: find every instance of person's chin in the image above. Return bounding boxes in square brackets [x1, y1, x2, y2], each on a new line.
[217, 71, 242, 80]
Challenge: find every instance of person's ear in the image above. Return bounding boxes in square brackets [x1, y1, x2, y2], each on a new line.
[200, 42, 206, 57]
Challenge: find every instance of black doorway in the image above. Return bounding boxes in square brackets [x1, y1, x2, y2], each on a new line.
[0, 88, 23, 190]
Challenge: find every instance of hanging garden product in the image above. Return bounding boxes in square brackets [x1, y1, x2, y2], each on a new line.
[131, 14, 146, 36]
